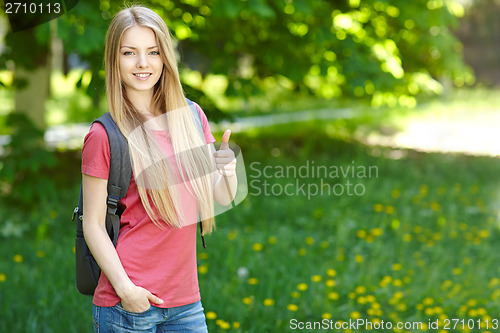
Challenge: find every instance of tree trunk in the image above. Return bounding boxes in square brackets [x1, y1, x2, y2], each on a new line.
[14, 64, 51, 130]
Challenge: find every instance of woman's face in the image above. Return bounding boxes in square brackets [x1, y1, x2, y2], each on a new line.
[119, 25, 164, 96]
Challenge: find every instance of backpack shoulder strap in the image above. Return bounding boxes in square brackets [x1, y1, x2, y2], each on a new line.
[186, 98, 204, 137]
[185, 98, 208, 249]
[93, 112, 132, 246]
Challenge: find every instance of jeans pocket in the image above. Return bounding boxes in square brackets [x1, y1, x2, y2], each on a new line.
[114, 302, 151, 316]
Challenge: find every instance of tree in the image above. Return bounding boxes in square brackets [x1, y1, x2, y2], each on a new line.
[0, 0, 474, 130]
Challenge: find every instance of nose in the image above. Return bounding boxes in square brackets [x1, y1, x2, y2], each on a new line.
[136, 52, 148, 69]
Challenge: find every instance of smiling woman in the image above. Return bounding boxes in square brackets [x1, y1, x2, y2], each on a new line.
[80, 4, 238, 333]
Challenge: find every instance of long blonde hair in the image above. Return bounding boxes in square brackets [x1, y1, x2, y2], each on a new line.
[104, 5, 215, 234]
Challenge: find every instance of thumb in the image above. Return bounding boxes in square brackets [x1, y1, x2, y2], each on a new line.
[147, 292, 164, 305]
[220, 129, 231, 151]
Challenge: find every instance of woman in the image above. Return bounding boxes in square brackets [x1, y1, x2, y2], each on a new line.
[82, 5, 237, 332]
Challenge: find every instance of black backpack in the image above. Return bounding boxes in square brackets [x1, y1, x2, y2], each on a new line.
[73, 99, 206, 296]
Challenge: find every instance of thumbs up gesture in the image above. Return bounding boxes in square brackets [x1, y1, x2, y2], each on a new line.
[214, 129, 237, 177]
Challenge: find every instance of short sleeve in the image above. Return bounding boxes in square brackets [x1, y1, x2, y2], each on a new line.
[81, 122, 110, 180]
[193, 102, 216, 144]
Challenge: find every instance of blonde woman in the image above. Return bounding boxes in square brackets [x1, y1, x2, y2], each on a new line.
[81, 5, 237, 332]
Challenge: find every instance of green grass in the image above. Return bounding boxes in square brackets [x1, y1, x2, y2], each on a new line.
[2, 116, 500, 332]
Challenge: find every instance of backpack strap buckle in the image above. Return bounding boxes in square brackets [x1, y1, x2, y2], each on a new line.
[107, 195, 120, 215]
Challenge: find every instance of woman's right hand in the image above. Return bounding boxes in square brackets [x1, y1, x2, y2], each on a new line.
[119, 284, 164, 313]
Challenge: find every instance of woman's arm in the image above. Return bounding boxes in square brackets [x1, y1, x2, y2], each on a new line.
[82, 174, 163, 312]
[209, 139, 238, 206]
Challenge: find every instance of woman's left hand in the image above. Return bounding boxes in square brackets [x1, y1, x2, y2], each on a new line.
[213, 129, 236, 177]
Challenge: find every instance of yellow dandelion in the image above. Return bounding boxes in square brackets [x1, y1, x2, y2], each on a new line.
[394, 291, 404, 299]
[403, 233, 412, 242]
[396, 303, 407, 312]
[385, 205, 395, 214]
[423, 297, 434, 305]
[416, 303, 424, 311]
[326, 268, 337, 277]
[393, 279, 403, 287]
[206, 311, 217, 320]
[348, 292, 356, 299]
[320, 241, 329, 248]
[356, 230, 367, 238]
[0, 273, 6, 282]
[365, 235, 374, 243]
[392, 263, 402, 271]
[248, 277, 258, 285]
[373, 203, 384, 212]
[392, 189, 400, 198]
[287, 304, 298, 311]
[242, 297, 252, 305]
[233, 322, 241, 329]
[420, 184, 428, 195]
[72, 246, 76, 254]
[371, 228, 383, 236]
[297, 283, 308, 291]
[216, 319, 231, 329]
[468, 309, 477, 317]
[325, 279, 335, 287]
[470, 185, 479, 194]
[263, 298, 274, 306]
[198, 252, 208, 260]
[291, 291, 300, 298]
[298, 248, 307, 256]
[379, 276, 392, 287]
[355, 254, 364, 263]
[268, 236, 277, 244]
[227, 231, 237, 240]
[466, 299, 478, 307]
[322, 313, 332, 320]
[355, 286, 366, 294]
[13, 254, 23, 263]
[425, 307, 434, 316]
[477, 308, 486, 316]
[350, 311, 361, 319]
[36, 250, 46, 258]
[357, 296, 367, 304]
[198, 265, 208, 274]
[479, 230, 490, 238]
[328, 292, 339, 300]
[252, 243, 263, 251]
[305, 237, 315, 245]
[452, 268, 462, 275]
[311, 275, 321, 282]
[430, 201, 441, 211]
[434, 306, 443, 314]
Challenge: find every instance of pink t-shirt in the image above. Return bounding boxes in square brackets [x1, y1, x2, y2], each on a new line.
[81, 103, 216, 308]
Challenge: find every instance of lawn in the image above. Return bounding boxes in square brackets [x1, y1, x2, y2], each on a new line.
[1, 95, 500, 332]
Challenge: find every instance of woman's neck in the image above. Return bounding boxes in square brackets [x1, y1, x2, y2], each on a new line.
[126, 88, 156, 116]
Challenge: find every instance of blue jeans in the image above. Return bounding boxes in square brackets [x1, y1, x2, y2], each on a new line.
[92, 300, 208, 332]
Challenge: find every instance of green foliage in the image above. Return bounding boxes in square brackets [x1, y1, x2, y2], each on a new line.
[0, 0, 475, 121]
[0, 113, 58, 207]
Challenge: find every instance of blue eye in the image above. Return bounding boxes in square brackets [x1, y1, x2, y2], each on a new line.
[123, 51, 134, 55]
[150, 51, 159, 55]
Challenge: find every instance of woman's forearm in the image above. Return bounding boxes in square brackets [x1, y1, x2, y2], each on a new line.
[213, 172, 238, 206]
[83, 220, 134, 298]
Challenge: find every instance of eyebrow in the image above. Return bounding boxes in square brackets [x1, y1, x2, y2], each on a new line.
[120, 46, 158, 49]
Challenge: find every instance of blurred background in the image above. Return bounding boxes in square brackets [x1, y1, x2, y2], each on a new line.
[1, 0, 500, 332]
